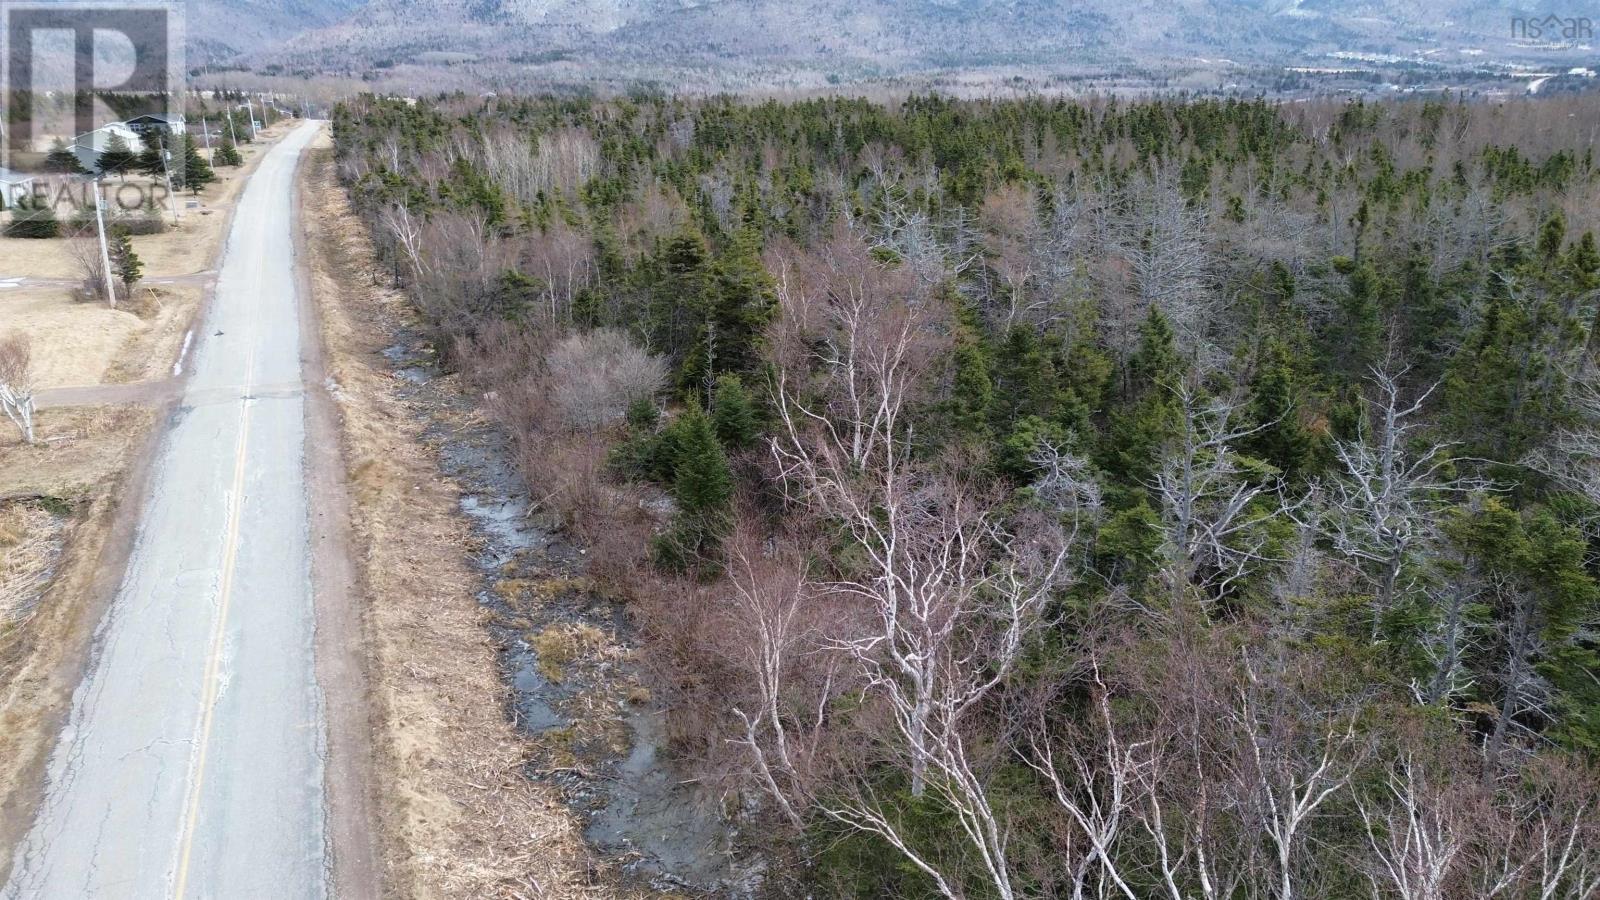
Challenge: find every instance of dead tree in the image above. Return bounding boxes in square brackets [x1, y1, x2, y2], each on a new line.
[1328, 367, 1476, 637]
[867, 191, 982, 290]
[0, 334, 37, 444]
[1526, 361, 1600, 525]
[1413, 577, 1483, 708]
[723, 526, 837, 829]
[1152, 384, 1283, 602]
[1113, 170, 1217, 351]
[1482, 571, 1554, 768]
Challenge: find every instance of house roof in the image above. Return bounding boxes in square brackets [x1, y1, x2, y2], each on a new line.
[125, 113, 184, 123]
[72, 123, 142, 145]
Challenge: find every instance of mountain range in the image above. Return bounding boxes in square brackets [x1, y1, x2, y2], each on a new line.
[189, 0, 1600, 90]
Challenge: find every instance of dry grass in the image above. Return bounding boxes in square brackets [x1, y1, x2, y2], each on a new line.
[0, 405, 152, 496]
[0, 289, 144, 388]
[300, 132, 629, 899]
[102, 285, 201, 384]
[0, 505, 63, 627]
[0, 285, 199, 389]
[530, 623, 610, 684]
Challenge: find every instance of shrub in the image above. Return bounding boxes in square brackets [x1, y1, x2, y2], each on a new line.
[4, 197, 58, 238]
[69, 212, 165, 236]
[546, 328, 667, 431]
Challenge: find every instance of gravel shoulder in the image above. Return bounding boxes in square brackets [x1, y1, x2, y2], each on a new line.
[297, 132, 609, 899]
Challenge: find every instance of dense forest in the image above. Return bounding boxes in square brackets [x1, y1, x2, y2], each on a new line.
[333, 91, 1600, 898]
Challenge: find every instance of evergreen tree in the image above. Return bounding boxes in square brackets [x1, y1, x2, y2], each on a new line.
[992, 326, 1060, 425]
[1328, 256, 1386, 378]
[491, 269, 540, 320]
[43, 138, 86, 174]
[1105, 308, 1184, 485]
[108, 227, 143, 296]
[652, 404, 735, 571]
[1445, 500, 1600, 754]
[1446, 222, 1591, 462]
[136, 131, 169, 180]
[946, 302, 994, 444]
[445, 156, 505, 225]
[710, 374, 759, 450]
[1244, 338, 1319, 478]
[178, 133, 216, 193]
[681, 228, 776, 390]
[670, 405, 733, 516]
[96, 132, 138, 181]
[648, 228, 712, 370]
[212, 136, 243, 168]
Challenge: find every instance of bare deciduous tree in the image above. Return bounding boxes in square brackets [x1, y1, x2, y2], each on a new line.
[1357, 755, 1471, 900]
[0, 333, 37, 444]
[379, 202, 428, 282]
[1327, 367, 1477, 636]
[758, 234, 1077, 900]
[524, 219, 595, 322]
[545, 329, 666, 431]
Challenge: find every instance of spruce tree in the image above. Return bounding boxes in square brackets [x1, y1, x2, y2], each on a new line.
[179, 133, 216, 193]
[649, 228, 711, 370]
[947, 302, 995, 443]
[670, 405, 733, 517]
[136, 132, 168, 180]
[1105, 308, 1184, 485]
[710, 374, 759, 450]
[43, 138, 86, 174]
[96, 133, 138, 181]
[213, 136, 243, 168]
[108, 227, 143, 297]
[1244, 338, 1318, 478]
[652, 405, 735, 571]
[3, 196, 59, 238]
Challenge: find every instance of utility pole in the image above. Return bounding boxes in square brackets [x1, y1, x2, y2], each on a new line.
[158, 133, 181, 224]
[245, 98, 258, 139]
[227, 110, 239, 145]
[92, 178, 118, 309]
[201, 117, 211, 151]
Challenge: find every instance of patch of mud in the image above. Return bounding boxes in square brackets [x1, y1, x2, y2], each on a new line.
[379, 330, 760, 897]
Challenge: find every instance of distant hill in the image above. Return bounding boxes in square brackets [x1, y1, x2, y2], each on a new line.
[188, 0, 367, 65]
[189, 0, 1600, 89]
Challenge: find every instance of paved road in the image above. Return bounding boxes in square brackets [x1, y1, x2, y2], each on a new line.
[5, 121, 330, 899]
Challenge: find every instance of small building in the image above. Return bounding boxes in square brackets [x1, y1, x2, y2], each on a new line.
[0, 167, 36, 209]
[71, 123, 145, 173]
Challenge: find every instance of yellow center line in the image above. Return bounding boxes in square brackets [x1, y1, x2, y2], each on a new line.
[170, 148, 275, 900]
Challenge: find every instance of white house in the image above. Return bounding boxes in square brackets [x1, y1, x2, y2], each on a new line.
[71, 123, 145, 173]
[0, 167, 37, 209]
